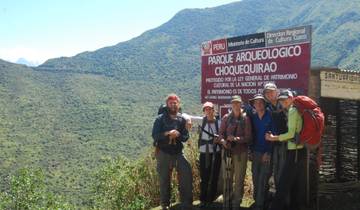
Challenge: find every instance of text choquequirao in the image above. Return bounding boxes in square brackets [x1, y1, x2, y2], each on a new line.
[207, 45, 302, 76]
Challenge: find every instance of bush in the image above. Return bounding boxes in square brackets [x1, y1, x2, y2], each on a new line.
[91, 132, 254, 210]
[0, 168, 74, 210]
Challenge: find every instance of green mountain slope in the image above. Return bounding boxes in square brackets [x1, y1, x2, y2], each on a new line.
[0, 59, 156, 203]
[1, 0, 360, 206]
[39, 0, 360, 75]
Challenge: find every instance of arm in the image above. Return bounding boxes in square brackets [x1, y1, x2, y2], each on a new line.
[266, 108, 299, 142]
[244, 103, 253, 116]
[218, 115, 228, 141]
[152, 116, 169, 143]
[278, 108, 299, 141]
[177, 117, 189, 142]
[241, 116, 252, 144]
[218, 115, 229, 148]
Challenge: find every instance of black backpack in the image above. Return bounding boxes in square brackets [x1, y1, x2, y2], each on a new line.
[157, 104, 182, 115]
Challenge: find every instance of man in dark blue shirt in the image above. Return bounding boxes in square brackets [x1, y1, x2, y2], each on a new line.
[249, 94, 275, 210]
[152, 94, 192, 210]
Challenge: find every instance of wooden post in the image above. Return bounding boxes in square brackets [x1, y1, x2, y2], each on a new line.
[358, 101, 360, 181]
[336, 99, 342, 181]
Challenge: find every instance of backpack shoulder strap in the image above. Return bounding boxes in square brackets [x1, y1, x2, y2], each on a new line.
[215, 118, 219, 133]
[198, 116, 207, 147]
[177, 113, 186, 128]
[161, 112, 168, 126]
[201, 116, 207, 130]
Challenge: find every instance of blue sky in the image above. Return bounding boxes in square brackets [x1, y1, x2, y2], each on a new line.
[0, 0, 238, 65]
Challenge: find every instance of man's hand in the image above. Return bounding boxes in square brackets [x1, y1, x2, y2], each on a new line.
[213, 135, 221, 144]
[167, 130, 180, 145]
[227, 135, 240, 142]
[265, 132, 277, 141]
[168, 129, 180, 138]
[226, 135, 235, 142]
[220, 139, 229, 149]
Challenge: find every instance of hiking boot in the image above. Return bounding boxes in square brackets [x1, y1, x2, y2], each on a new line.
[199, 202, 206, 208]
[180, 202, 193, 210]
[161, 205, 170, 210]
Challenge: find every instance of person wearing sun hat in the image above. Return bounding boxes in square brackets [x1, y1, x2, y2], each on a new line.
[218, 95, 252, 210]
[263, 82, 288, 194]
[198, 101, 222, 208]
[265, 89, 306, 210]
[248, 93, 276, 210]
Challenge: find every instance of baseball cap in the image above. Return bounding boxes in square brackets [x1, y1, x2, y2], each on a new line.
[202, 101, 214, 111]
[278, 89, 294, 100]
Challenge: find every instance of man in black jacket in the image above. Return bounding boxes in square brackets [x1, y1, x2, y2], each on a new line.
[263, 83, 288, 194]
[152, 94, 193, 210]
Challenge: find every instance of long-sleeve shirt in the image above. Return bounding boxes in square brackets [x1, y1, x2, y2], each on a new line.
[249, 109, 275, 154]
[219, 112, 252, 154]
[152, 112, 189, 155]
[278, 106, 304, 150]
[199, 119, 221, 153]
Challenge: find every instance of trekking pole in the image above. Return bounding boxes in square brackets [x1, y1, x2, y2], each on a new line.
[225, 149, 229, 210]
[223, 148, 232, 210]
[222, 149, 227, 209]
[207, 143, 218, 203]
[306, 148, 310, 206]
[222, 149, 228, 209]
[228, 150, 233, 209]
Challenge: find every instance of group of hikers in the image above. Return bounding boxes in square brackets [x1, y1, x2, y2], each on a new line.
[152, 82, 311, 210]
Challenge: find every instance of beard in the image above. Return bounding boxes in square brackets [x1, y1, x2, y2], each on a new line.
[168, 106, 179, 115]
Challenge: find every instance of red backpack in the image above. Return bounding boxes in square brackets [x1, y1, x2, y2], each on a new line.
[293, 96, 325, 150]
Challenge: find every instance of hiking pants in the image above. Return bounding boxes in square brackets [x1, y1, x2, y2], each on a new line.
[199, 152, 221, 203]
[222, 151, 248, 209]
[269, 148, 307, 210]
[156, 149, 193, 208]
[272, 142, 287, 191]
[252, 152, 272, 210]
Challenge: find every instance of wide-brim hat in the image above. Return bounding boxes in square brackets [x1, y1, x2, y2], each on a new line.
[249, 94, 266, 105]
[231, 95, 242, 103]
[263, 82, 277, 91]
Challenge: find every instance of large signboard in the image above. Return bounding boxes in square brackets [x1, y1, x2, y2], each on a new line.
[320, 71, 360, 100]
[201, 25, 312, 106]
